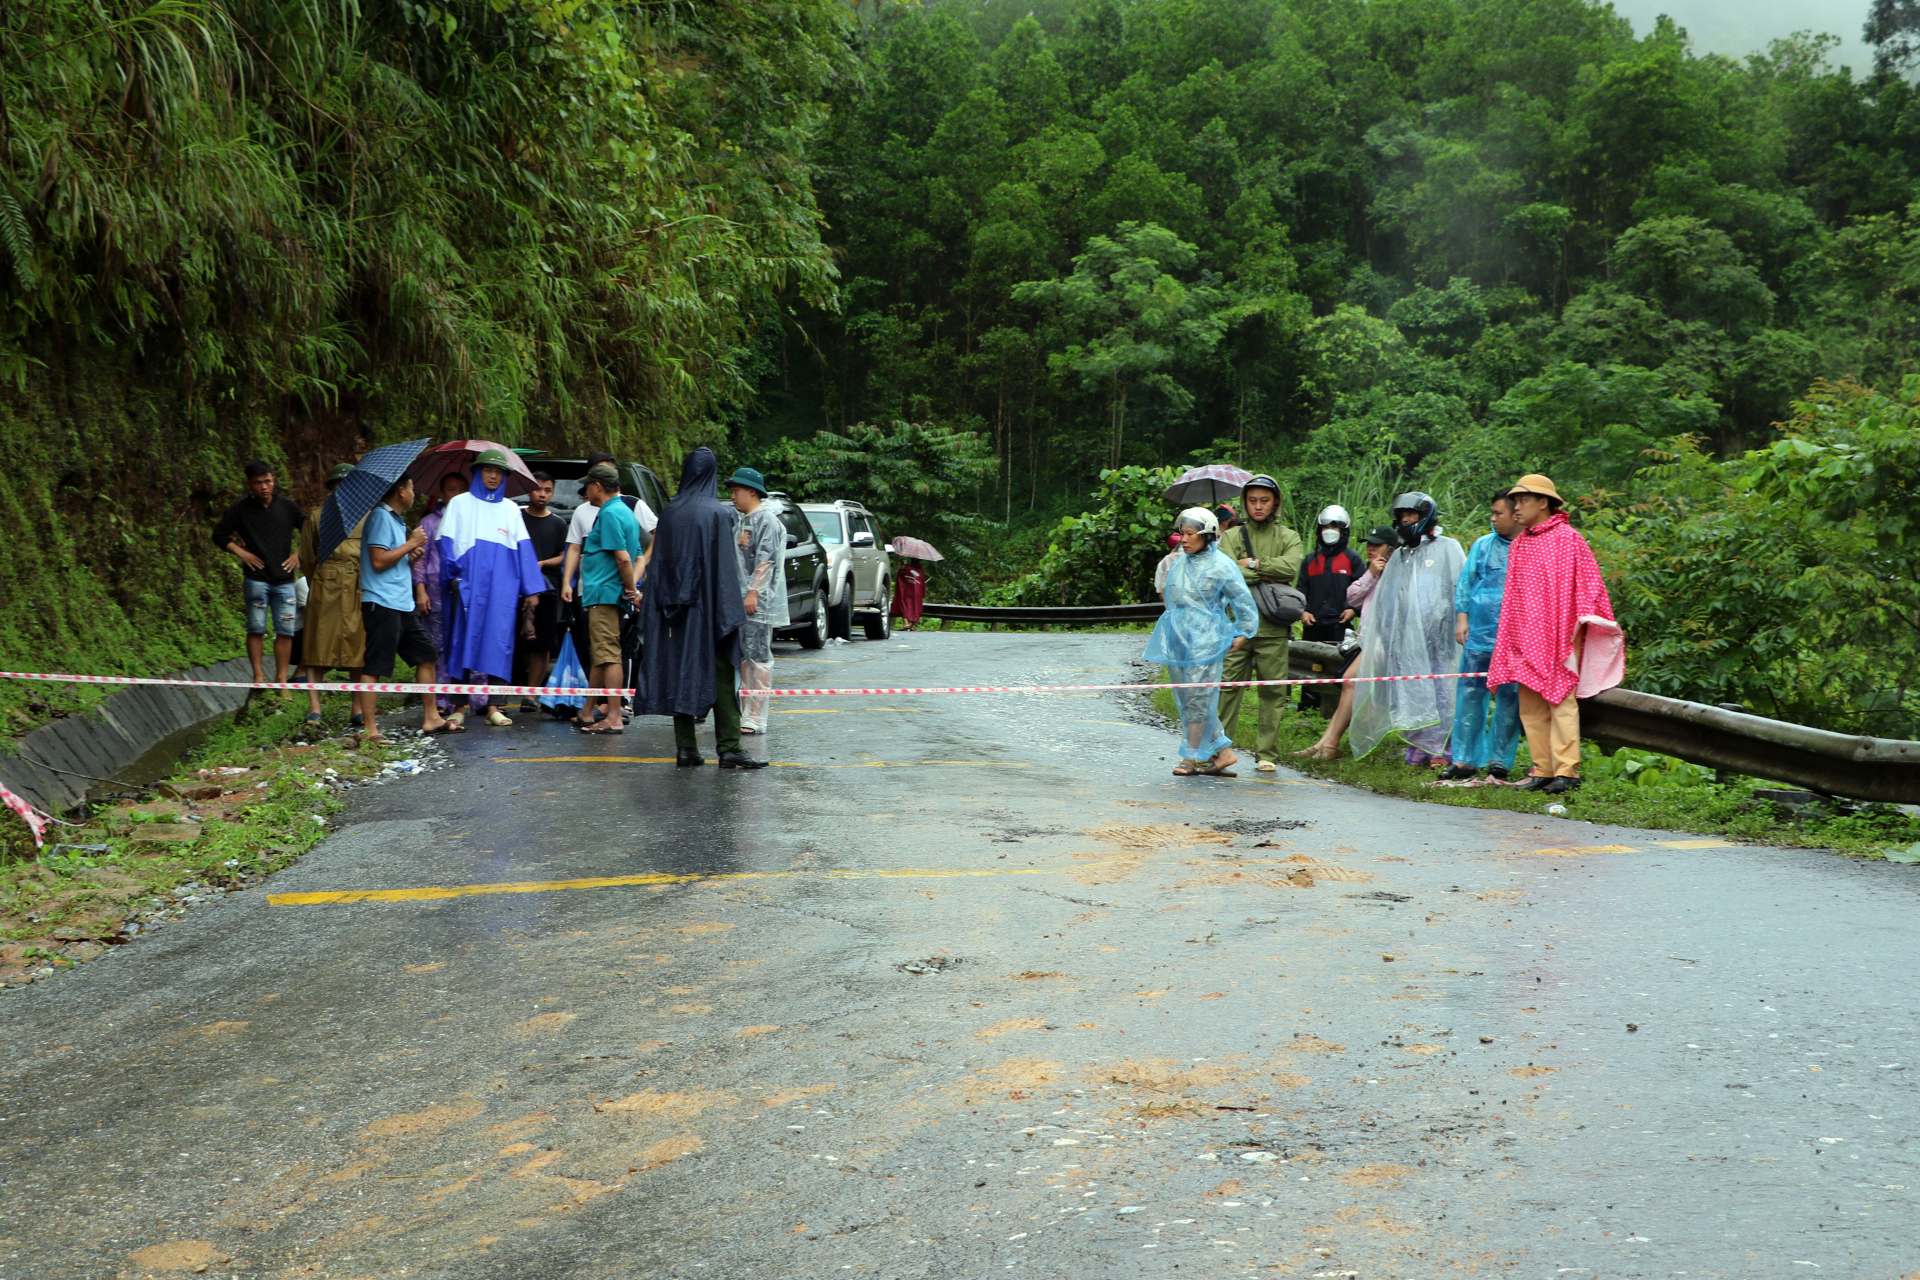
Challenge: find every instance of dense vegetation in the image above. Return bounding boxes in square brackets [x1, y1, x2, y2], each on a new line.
[744, 0, 1920, 736]
[0, 0, 854, 724]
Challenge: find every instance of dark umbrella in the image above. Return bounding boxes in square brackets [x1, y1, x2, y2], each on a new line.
[315, 438, 432, 565]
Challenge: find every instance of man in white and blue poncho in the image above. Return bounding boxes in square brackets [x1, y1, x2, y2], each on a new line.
[1145, 507, 1259, 777]
[437, 449, 547, 725]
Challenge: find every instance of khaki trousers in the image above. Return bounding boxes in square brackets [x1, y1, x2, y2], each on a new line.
[1518, 685, 1582, 777]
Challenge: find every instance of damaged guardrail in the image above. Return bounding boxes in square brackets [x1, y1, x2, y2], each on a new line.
[1288, 640, 1920, 803]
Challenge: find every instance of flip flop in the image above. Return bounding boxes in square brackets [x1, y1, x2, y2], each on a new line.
[1195, 765, 1237, 777]
[574, 722, 625, 734]
[304, 712, 324, 726]
[423, 722, 466, 735]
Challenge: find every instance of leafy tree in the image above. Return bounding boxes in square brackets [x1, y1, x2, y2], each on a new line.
[1014, 223, 1227, 470]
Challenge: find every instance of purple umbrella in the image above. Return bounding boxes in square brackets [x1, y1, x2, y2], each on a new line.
[1163, 464, 1255, 506]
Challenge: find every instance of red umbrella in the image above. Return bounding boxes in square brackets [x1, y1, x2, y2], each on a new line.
[888, 536, 945, 562]
[407, 439, 538, 500]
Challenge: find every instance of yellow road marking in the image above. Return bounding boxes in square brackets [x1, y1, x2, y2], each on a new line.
[494, 757, 1027, 769]
[1653, 839, 1733, 849]
[1520, 844, 1640, 856]
[270, 866, 1045, 905]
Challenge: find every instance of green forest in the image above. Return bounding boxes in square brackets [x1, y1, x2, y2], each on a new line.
[3, 0, 1919, 737]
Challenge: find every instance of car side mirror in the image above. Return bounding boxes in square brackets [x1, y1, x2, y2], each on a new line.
[785, 533, 799, 549]
[850, 531, 875, 548]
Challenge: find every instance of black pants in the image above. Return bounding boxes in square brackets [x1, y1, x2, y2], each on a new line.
[673, 651, 741, 755]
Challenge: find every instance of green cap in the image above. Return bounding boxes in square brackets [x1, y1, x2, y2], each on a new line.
[727, 466, 768, 497]
[474, 448, 514, 470]
[326, 462, 355, 486]
[1364, 524, 1398, 546]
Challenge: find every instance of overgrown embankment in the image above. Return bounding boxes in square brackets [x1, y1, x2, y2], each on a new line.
[0, 352, 283, 732]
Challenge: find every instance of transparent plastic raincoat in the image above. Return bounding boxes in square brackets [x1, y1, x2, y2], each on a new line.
[1348, 528, 1465, 759]
[734, 503, 789, 730]
[1144, 545, 1259, 761]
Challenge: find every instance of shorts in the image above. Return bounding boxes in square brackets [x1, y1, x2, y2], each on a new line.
[361, 602, 436, 679]
[587, 604, 624, 667]
[244, 579, 297, 637]
[530, 591, 564, 656]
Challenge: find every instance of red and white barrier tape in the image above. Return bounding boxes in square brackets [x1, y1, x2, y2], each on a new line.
[1, 668, 1482, 699]
[0, 665, 1490, 844]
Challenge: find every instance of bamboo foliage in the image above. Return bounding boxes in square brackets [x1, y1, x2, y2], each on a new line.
[0, 0, 855, 456]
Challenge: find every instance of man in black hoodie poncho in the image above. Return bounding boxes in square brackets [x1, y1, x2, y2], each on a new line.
[637, 448, 766, 769]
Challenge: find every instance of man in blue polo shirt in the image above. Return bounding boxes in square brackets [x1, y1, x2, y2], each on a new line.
[357, 475, 451, 742]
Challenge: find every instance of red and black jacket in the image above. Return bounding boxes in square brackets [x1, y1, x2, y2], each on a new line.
[1296, 542, 1366, 640]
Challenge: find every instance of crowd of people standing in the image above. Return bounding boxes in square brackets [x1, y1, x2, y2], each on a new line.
[209, 446, 778, 768]
[1150, 473, 1619, 795]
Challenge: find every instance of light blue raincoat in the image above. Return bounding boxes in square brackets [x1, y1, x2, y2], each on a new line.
[1453, 529, 1512, 650]
[1450, 526, 1520, 771]
[1146, 546, 1260, 762]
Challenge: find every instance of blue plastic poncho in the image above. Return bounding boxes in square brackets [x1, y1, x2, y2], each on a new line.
[1453, 528, 1512, 652]
[1146, 545, 1259, 762]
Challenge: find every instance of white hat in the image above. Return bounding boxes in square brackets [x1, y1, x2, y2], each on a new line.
[1316, 504, 1351, 527]
[1177, 506, 1220, 538]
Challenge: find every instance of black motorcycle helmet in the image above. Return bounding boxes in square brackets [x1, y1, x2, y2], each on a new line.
[1391, 491, 1438, 547]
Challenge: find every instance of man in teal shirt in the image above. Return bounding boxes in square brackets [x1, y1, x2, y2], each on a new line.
[570, 463, 642, 733]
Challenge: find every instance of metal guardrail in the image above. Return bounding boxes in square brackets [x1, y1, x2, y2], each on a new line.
[1284, 640, 1920, 803]
[1579, 690, 1920, 804]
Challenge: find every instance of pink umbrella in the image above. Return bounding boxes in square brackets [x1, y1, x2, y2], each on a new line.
[407, 439, 538, 500]
[888, 535, 945, 562]
[1163, 463, 1254, 506]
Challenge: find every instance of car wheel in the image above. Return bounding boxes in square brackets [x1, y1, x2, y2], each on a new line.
[863, 581, 891, 640]
[797, 579, 828, 650]
[828, 576, 854, 640]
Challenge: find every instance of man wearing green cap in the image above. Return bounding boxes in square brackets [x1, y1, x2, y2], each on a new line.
[728, 467, 788, 734]
[436, 449, 547, 727]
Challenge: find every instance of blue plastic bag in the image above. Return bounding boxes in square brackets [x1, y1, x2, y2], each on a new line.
[540, 632, 587, 710]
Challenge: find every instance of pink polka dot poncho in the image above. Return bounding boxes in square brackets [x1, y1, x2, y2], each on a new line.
[1485, 510, 1616, 706]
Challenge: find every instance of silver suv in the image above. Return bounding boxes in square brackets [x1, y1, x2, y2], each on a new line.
[798, 500, 892, 640]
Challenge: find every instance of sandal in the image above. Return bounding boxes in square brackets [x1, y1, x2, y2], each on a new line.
[304, 712, 324, 726]
[1172, 764, 1200, 776]
[574, 721, 624, 734]
[485, 709, 513, 727]
[423, 722, 466, 735]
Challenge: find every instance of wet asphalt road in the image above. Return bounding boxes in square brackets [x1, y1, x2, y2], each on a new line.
[2, 632, 1918, 1280]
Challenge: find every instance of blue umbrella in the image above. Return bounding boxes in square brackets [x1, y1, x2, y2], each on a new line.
[315, 438, 433, 565]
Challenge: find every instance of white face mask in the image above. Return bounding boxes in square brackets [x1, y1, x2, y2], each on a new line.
[1320, 527, 1342, 544]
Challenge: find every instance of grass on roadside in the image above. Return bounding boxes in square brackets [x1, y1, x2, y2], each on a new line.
[1150, 682, 1920, 861]
[0, 687, 420, 988]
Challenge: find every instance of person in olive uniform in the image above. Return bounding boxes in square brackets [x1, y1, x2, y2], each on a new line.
[1215, 474, 1304, 772]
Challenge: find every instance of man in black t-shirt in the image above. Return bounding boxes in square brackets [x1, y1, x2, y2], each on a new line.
[211, 460, 307, 685]
[517, 471, 571, 710]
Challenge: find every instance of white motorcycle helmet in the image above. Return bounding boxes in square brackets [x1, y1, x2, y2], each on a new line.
[1177, 506, 1220, 540]
[1316, 503, 1351, 545]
